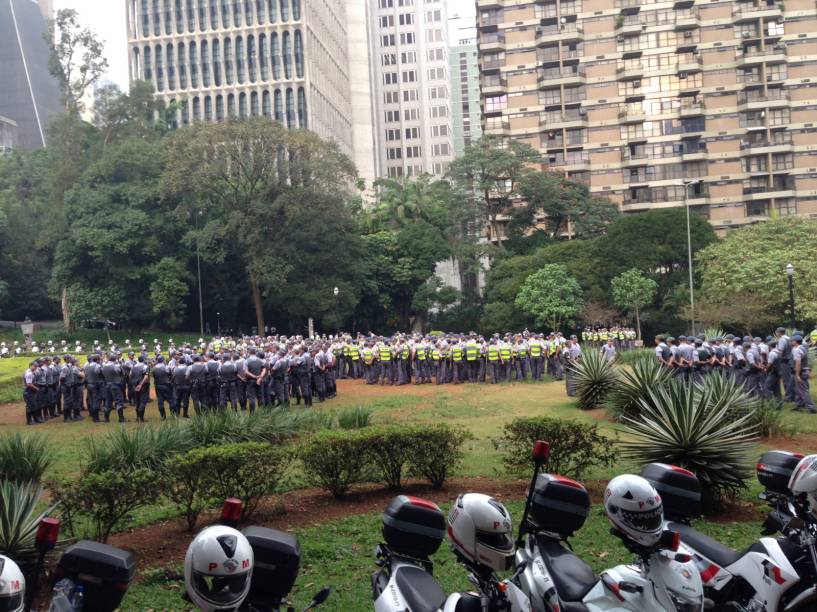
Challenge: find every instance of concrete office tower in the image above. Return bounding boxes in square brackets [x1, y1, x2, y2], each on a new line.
[0, 0, 63, 149]
[369, 0, 454, 177]
[449, 37, 482, 156]
[477, 0, 817, 233]
[125, 0, 363, 165]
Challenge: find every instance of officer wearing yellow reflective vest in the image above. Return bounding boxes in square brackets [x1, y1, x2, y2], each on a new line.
[487, 337, 501, 384]
[362, 342, 376, 385]
[378, 340, 393, 385]
[465, 336, 480, 383]
[499, 339, 512, 382]
[451, 339, 465, 384]
[529, 334, 544, 381]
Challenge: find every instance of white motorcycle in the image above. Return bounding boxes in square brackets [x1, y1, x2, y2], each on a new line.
[640, 459, 813, 612]
[372, 494, 532, 612]
[514, 441, 706, 612]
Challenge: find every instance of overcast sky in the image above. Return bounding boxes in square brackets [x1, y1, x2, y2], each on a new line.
[54, 0, 475, 92]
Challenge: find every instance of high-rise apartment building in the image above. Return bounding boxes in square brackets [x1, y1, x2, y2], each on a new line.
[0, 0, 62, 149]
[369, 0, 454, 177]
[125, 0, 377, 179]
[449, 37, 482, 156]
[477, 0, 817, 232]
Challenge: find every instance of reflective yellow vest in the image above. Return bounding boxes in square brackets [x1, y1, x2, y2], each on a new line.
[402, 346, 410, 359]
[452, 346, 463, 361]
[465, 343, 478, 361]
[431, 349, 441, 362]
[488, 346, 500, 362]
[416, 346, 427, 360]
[379, 346, 391, 361]
[530, 342, 542, 357]
[500, 345, 511, 360]
[362, 348, 374, 365]
[349, 345, 360, 361]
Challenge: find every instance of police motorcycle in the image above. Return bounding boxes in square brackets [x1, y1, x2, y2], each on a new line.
[372, 493, 532, 611]
[185, 499, 331, 612]
[637, 457, 814, 612]
[513, 441, 706, 612]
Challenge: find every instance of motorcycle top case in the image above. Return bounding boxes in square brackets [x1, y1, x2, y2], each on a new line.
[57, 540, 136, 612]
[382, 495, 446, 558]
[241, 526, 300, 602]
[640, 463, 701, 521]
[757, 450, 804, 495]
[530, 473, 590, 537]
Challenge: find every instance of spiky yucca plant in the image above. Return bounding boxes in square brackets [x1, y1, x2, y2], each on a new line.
[573, 349, 619, 410]
[605, 357, 672, 421]
[621, 378, 757, 512]
[702, 327, 727, 342]
[696, 371, 760, 417]
[0, 481, 59, 565]
[0, 432, 53, 483]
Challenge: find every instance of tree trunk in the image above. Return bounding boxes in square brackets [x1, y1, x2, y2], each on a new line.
[61, 286, 74, 332]
[635, 306, 641, 341]
[250, 275, 265, 334]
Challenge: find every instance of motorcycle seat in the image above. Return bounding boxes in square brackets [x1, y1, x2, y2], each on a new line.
[538, 538, 597, 603]
[394, 564, 446, 612]
[669, 522, 742, 568]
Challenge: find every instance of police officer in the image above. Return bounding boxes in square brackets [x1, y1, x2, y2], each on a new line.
[765, 343, 783, 400]
[791, 335, 816, 413]
[294, 346, 313, 407]
[84, 354, 103, 422]
[775, 327, 796, 402]
[188, 355, 208, 415]
[205, 352, 220, 411]
[130, 356, 150, 422]
[172, 355, 191, 418]
[601, 337, 617, 363]
[563, 336, 582, 397]
[23, 361, 42, 425]
[59, 355, 79, 422]
[244, 349, 266, 413]
[218, 353, 239, 411]
[101, 353, 126, 423]
[152, 355, 175, 419]
[271, 348, 290, 406]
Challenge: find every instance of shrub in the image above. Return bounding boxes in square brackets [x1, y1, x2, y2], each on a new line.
[364, 427, 415, 489]
[52, 468, 161, 543]
[0, 481, 59, 564]
[749, 399, 798, 439]
[337, 406, 373, 430]
[696, 371, 759, 416]
[620, 378, 757, 513]
[572, 350, 619, 410]
[186, 409, 312, 447]
[0, 432, 53, 483]
[613, 348, 655, 367]
[493, 417, 616, 480]
[165, 450, 217, 531]
[300, 430, 375, 497]
[407, 424, 472, 489]
[605, 357, 671, 421]
[84, 422, 193, 473]
[197, 442, 292, 520]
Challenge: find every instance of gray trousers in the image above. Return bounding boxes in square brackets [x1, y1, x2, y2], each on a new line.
[781, 360, 797, 401]
[794, 371, 816, 412]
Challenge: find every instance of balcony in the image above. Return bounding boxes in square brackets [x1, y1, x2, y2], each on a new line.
[678, 54, 703, 74]
[674, 11, 700, 30]
[479, 16, 501, 27]
[733, 1, 782, 22]
[538, 67, 586, 86]
[740, 136, 793, 153]
[482, 77, 507, 94]
[618, 108, 645, 123]
[680, 100, 705, 117]
[482, 58, 503, 72]
[676, 32, 699, 51]
[617, 19, 644, 36]
[735, 44, 787, 67]
[743, 180, 795, 198]
[480, 33, 506, 52]
[737, 89, 790, 110]
[483, 120, 511, 134]
[536, 23, 583, 44]
[539, 109, 587, 128]
[682, 142, 708, 160]
[616, 63, 643, 80]
[616, 0, 643, 11]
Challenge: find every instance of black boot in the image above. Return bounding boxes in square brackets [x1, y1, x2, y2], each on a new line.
[118, 408, 126, 423]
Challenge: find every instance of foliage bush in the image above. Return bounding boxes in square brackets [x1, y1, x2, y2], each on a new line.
[364, 427, 416, 489]
[51, 468, 161, 543]
[300, 430, 375, 498]
[165, 450, 217, 531]
[613, 348, 654, 367]
[493, 417, 616, 480]
[195, 442, 292, 520]
[0, 432, 53, 483]
[0, 481, 59, 565]
[407, 424, 472, 489]
[337, 406, 373, 430]
[605, 357, 671, 421]
[84, 422, 192, 473]
[620, 378, 757, 513]
[749, 398, 798, 439]
[696, 371, 759, 415]
[572, 349, 619, 410]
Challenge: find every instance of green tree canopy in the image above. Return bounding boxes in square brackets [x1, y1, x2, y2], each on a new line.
[696, 217, 817, 330]
[611, 268, 658, 340]
[514, 264, 583, 331]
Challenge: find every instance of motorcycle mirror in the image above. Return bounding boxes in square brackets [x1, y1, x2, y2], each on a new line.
[659, 529, 681, 552]
[303, 586, 331, 611]
[532, 440, 550, 464]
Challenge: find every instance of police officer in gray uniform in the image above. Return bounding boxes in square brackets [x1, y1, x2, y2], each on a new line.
[23, 361, 42, 425]
[205, 352, 220, 410]
[101, 353, 126, 422]
[59, 355, 81, 422]
[187, 355, 208, 415]
[244, 349, 266, 413]
[218, 353, 239, 412]
[172, 356, 191, 418]
[271, 348, 290, 407]
[775, 328, 796, 402]
[152, 355, 175, 419]
[84, 355, 103, 421]
[791, 334, 816, 414]
[130, 356, 150, 422]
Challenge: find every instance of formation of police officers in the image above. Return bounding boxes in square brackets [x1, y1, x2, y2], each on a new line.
[20, 330, 600, 424]
[652, 327, 817, 413]
[580, 327, 638, 349]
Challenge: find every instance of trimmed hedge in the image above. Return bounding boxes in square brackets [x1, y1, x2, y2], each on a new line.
[493, 416, 616, 480]
[299, 424, 472, 497]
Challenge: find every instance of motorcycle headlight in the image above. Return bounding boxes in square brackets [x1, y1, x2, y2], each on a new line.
[668, 589, 702, 612]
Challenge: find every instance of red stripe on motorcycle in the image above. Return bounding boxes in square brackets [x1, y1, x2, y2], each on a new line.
[700, 563, 720, 583]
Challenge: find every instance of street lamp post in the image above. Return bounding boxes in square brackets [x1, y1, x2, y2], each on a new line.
[216, 311, 221, 336]
[683, 179, 702, 336]
[786, 263, 796, 330]
[194, 209, 204, 338]
[333, 287, 339, 334]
